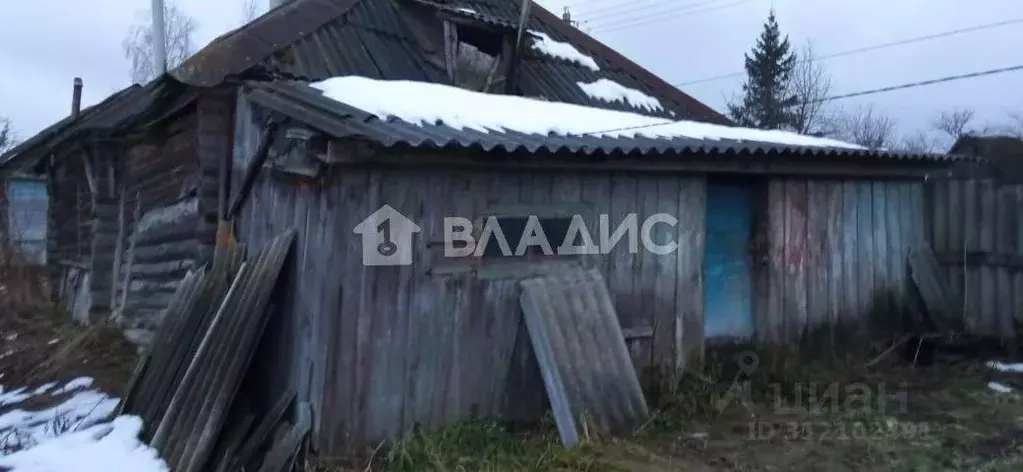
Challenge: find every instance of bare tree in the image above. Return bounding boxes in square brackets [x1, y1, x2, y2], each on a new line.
[895, 130, 939, 153]
[832, 105, 897, 149]
[123, 1, 198, 84]
[0, 116, 15, 154]
[241, 0, 261, 23]
[991, 111, 1023, 139]
[786, 41, 833, 135]
[933, 108, 976, 141]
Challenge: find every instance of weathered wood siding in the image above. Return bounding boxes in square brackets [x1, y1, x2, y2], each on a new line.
[48, 153, 92, 270]
[235, 161, 706, 451]
[758, 179, 927, 344]
[115, 111, 202, 330]
[928, 177, 1023, 337]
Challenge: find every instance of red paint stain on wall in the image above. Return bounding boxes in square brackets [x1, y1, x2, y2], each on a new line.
[784, 191, 809, 272]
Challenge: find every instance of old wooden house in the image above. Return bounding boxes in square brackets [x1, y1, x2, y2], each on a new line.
[0, 0, 963, 453]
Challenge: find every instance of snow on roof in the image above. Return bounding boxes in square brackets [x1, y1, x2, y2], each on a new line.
[310, 76, 866, 150]
[528, 31, 601, 72]
[577, 78, 663, 113]
[456, 7, 476, 14]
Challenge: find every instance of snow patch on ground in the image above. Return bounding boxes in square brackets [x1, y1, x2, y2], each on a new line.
[311, 76, 866, 149]
[987, 361, 1023, 373]
[577, 78, 663, 113]
[988, 382, 1014, 394]
[1, 388, 117, 450]
[0, 376, 166, 471]
[0, 416, 167, 472]
[528, 30, 600, 71]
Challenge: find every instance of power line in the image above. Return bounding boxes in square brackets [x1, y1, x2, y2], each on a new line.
[581, 64, 1023, 136]
[807, 64, 1023, 103]
[576, 0, 671, 20]
[582, 0, 715, 24]
[587, 0, 753, 34]
[676, 18, 1023, 86]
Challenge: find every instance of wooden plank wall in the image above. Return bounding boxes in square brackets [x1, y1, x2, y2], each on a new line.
[235, 162, 706, 453]
[115, 111, 201, 333]
[758, 179, 927, 345]
[89, 143, 123, 312]
[928, 177, 1023, 337]
[47, 153, 92, 270]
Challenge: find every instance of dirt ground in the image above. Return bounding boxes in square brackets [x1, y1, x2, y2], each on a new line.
[3, 303, 1022, 471]
[0, 304, 137, 400]
[325, 343, 1023, 472]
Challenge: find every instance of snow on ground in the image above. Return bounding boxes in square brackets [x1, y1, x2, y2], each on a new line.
[311, 76, 866, 149]
[576, 78, 664, 113]
[987, 361, 1023, 373]
[0, 416, 167, 472]
[988, 382, 1014, 394]
[0, 376, 167, 472]
[528, 31, 600, 71]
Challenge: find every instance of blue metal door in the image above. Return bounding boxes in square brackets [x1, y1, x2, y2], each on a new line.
[703, 184, 753, 340]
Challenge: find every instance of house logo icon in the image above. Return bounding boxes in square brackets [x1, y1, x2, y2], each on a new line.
[353, 205, 421, 266]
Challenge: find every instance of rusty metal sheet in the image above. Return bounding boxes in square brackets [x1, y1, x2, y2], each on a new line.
[518, 267, 649, 447]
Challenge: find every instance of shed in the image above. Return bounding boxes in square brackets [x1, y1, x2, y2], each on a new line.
[227, 77, 958, 451]
[0, 0, 729, 336]
[0, 0, 967, 453]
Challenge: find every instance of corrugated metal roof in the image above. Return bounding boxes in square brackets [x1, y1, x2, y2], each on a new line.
[0, 77, 194, 173]
[245, 80, 959, 162]
[172, 0, 728, 123]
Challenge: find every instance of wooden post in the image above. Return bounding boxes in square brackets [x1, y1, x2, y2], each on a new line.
[110, 157, 126, 319]
[119, 192, 142, 315]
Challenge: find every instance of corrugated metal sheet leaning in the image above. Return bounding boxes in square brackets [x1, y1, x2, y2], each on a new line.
[115, 230, 303, 471]
[519, 267, 650, 446]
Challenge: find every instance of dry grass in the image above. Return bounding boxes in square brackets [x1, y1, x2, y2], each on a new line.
[303, 342, 1023, 472]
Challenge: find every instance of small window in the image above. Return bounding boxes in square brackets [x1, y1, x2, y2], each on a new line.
[454, 42, 502, 91]
[445, 22, 507, 93]
[480, 216, 573, 258]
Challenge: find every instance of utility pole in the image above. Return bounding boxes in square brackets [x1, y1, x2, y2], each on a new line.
[152, 0, 167, 74]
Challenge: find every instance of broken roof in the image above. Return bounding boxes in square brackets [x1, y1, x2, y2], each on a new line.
[171, 0, 727, 123]
[246, 77, 957, 163]
[0, 77, 195, 173]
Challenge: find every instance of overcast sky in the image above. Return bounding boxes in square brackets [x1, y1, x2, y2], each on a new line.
[2, 0, 1021, 149]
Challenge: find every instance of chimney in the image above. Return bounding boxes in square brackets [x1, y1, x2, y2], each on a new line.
[152, 0, 167, 75]
[562, 6, 572, 23]
[71, 78, 83, 119]
[269, 0, 289, 8]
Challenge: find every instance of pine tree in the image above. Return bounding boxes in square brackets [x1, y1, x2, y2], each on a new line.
[727, 11, 798, 130]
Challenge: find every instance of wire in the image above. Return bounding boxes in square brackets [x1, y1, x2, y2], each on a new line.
[581, 0, 710, 24]
[676, 18, 1023, 86]
[587, 0, 753, 34]
[585, 0, 745, 32]
[580, 64, 1023, 136]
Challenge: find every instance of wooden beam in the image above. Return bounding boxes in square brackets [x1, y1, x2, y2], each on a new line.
[328, 151, 941, 179]
[935, 250, 1023, 270]
[226, 121, 279, 220]
[443, 20, 459, 81]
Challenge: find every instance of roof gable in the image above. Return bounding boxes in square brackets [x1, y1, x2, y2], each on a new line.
[173, 0, 728, 123]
